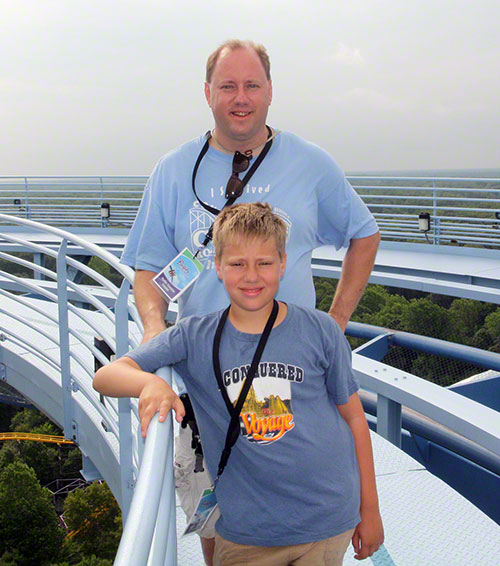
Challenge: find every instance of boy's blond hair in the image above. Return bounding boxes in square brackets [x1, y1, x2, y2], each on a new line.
[213, 202, 287, 259]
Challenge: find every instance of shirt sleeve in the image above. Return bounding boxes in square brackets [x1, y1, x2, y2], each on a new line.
[120, 157, 179, 272]
[124, 322, 188, 373]
[314, 150, 379, 249]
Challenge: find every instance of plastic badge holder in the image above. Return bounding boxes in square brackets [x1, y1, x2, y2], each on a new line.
[152, 248, 203, 303]
[183, 487, 218, 536]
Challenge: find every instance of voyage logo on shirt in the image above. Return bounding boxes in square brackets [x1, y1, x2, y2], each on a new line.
[226, 362, 303, 445]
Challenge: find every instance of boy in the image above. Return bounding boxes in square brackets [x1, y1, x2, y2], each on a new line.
[94, 203, 384, 566]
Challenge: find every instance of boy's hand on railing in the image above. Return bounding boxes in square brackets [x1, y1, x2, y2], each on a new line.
[351, 507, 384, 560]
[138, 376, 186, 438]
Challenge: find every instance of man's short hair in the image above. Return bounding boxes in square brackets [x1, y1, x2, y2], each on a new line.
[206, 39, 271, 83]
[213, 202, 286, 259]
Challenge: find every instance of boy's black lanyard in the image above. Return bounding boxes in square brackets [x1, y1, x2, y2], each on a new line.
[191, 126, 274, 255]
[211, 299, 279, 487]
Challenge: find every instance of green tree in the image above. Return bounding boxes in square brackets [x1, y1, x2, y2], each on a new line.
[352, 285, 390, 321]
[52, 556, 113, 566]
[401, 298, 453, 340]
[0, 405, 19, 432]
[314, 277, 338, 313]
[0, 462, 64, 566]
[10, 407, 54, 432]
[448, 298, 496, 345]
[0, 550, 22, 566]
[0, 409, 82, 486]
[484, 308, 500, 353]
[64, 482, 122, 560]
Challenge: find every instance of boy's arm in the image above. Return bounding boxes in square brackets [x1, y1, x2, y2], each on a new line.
[93, 357, 185, 437]
[337, 392, 384, 560]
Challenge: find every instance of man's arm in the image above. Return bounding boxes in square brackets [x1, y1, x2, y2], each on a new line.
[337, 393, 384, 560]
[328, 232, 380, 331]
[134, 269, 169, 343]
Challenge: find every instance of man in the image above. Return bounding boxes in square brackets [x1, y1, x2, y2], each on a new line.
[121, 39, 380, 565]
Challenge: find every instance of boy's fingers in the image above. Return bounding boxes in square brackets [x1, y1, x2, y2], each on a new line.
[140, 411, 153, 438]
[172, 397, 186, 423]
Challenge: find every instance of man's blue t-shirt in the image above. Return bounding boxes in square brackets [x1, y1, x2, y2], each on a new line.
[121, 131, 378, 319]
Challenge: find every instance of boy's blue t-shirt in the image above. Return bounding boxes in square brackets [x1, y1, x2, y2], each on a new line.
[126, 304, 361, 547]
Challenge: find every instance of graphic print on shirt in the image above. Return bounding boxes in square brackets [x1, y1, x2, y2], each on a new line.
[224, 361, 304, 444]
[189, 201, 292, 271]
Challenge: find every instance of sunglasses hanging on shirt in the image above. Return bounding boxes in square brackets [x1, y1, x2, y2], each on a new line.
[225, 151, 251, 199]
[191, 125, 276, 257]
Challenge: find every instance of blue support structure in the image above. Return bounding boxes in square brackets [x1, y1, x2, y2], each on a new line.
[376, 395, 402, 448]
[354, 334, 391, 361]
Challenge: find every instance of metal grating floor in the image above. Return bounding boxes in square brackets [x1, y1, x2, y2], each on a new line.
[175, 432, 500, 566]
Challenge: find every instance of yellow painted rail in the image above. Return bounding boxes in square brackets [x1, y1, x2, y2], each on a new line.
[0, 432, 75, 445]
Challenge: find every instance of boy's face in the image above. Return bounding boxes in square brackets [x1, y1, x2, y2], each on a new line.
[215, 235, 286, 317]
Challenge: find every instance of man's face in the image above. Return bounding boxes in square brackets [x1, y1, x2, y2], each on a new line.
[205, 47, 272, 150]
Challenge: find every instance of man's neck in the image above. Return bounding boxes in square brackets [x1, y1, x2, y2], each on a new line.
[210, 127, 270, 156]
[228, 301, 287, 334]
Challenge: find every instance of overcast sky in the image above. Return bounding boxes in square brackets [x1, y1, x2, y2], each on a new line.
[1, 0, 498, 175]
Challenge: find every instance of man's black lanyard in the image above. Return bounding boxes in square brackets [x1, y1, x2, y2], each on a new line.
[211, 299, 279, 487]
[191, 126, 274, 255]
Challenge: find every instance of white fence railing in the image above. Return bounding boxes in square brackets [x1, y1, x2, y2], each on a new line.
[1, 175, 499, 247]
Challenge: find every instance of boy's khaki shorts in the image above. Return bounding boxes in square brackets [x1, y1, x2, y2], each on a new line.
[174, 425, 219, 538]
[214, 529, 354, 566]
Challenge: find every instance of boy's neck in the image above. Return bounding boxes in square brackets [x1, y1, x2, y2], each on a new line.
[228, 301, 288, 334]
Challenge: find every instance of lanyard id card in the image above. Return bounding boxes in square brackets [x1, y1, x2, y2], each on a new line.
[152, 247, 203, 303]
[182, 487, 219, 537]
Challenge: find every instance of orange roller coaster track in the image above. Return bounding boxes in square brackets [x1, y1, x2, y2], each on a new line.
[0, 432, 75, 445]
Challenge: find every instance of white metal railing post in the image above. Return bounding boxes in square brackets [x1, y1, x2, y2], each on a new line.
[100, 176, 105, 228]
[24, 177, 30, 219]
[56, 239, 76, 441]
[376, 395, 402, 448]
[115, 278, 134, 520]
[432, 179, 437, 244]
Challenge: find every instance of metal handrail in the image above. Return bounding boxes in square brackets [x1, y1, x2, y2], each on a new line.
[0, 214, 143, 515]
[114, 368, 177, 566]
[1, 175, 499, 247]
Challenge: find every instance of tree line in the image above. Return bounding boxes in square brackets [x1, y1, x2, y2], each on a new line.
[315, 278, 500, 386]
[0, 408, 121, 566]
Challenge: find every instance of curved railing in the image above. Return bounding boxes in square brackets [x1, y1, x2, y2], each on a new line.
[0, 213, 143, 515]
[0, 213, 179, 564]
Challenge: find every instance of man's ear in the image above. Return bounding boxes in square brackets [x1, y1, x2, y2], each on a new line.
[204, 82, 211, 107]
[215, 256, 222, 279]
[268, 79, 273, 106]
